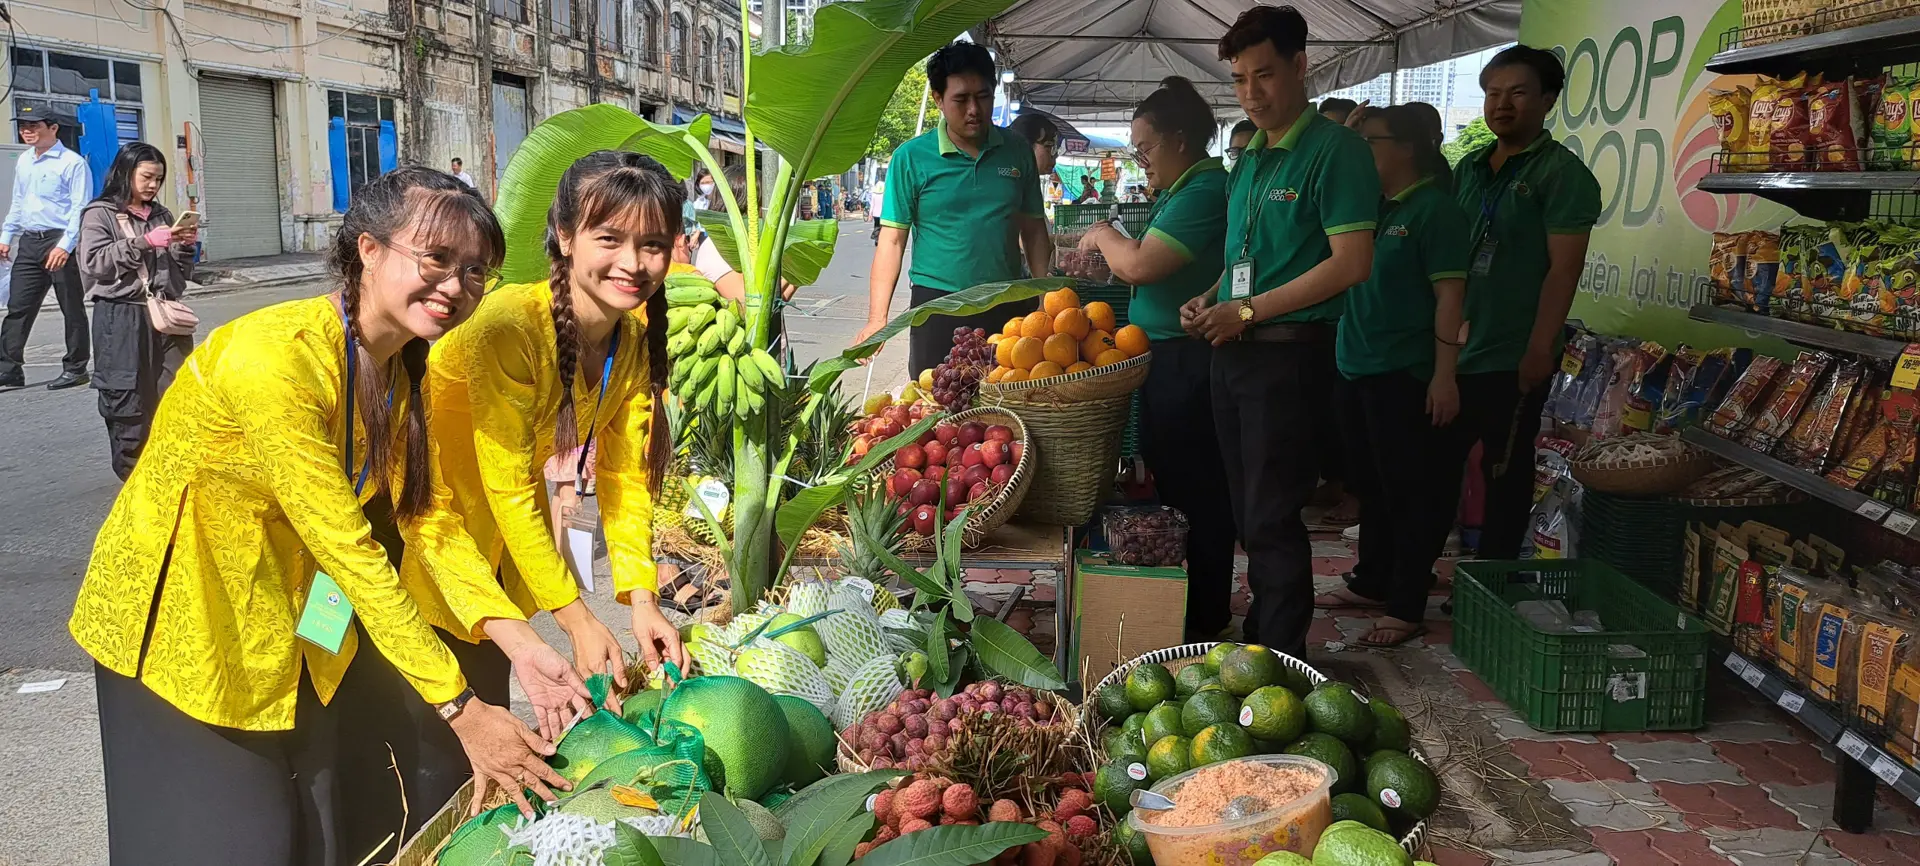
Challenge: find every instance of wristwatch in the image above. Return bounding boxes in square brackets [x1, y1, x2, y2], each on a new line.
[1237, 299, 1256, 323]
[435, 687, 478, 722]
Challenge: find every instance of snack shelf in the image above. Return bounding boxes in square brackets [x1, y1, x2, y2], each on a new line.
[1707, 7, 1920, 77]
[1719, 650, 1920, 830]
[1694, 173, 1920, 220]
[1686, 304, 1911, 361]
[1679, 427, 1920, 539]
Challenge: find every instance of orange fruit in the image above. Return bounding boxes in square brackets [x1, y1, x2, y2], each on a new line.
[1095, 348, 1130, 367]
[1114, 324, 1150, 358]
[1081, 329, 1117, 363]
[1020, 310, 1054, 339]
[1066, 362, 1093, 374]
[1085, 301, 1117, 333]
[1004, 317, 1024, 337]
[986, 366, 1006, 383]
[1043, 287, 1081, 317]
[995, 337, 1016, 369]
[1042, 333, 1080, 367]
[1030, 361, 1066, 380]
[1010, 336, 1045, 370]
[1001, 368, 1030, 383]
[1053, 307, 1091, 341]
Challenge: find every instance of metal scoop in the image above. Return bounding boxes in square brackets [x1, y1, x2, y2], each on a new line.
[1130, 789, 1177, 811]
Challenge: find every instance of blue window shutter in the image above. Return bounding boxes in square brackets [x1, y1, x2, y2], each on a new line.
[328, 116, 350, 212]
[378, 120, 398, 174]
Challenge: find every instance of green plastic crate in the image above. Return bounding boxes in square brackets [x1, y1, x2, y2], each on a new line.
[1453, 560, 1710, 733]
[1054, 202, 1152, 232]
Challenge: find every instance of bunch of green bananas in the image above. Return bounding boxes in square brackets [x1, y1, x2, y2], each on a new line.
[663, 279, 784, 421]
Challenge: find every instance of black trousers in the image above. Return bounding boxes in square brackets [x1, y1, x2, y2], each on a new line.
[97, 664, 342, 866]
[1311, 342, 1346, 486]
[93, 300, 192, 479]
[334, 624, 513, 863]
[906, 284, 1039, 379]
[0, 228, 89, 381]
[1457, 370, 1551, 559]
[1336, 371, 1473, 623]
[1139, 337, 1239, 641]
[1211, 339, 1327, 658]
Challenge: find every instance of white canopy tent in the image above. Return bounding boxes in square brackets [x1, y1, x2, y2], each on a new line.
[984, 0, 1522, 122]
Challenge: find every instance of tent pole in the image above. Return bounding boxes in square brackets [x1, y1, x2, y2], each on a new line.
[915, 85, 930, 137]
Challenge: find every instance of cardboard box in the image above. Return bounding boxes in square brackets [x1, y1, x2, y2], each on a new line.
[1071, 550, 1188, 685]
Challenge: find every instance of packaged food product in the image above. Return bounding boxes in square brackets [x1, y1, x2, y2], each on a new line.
[1682, 522, 1705, 612]
[1834, 222, 1896, 334]
[1890, 660, 1920, 765]
[1710, 232, 1747, 306]
[1785, 361, 1863, 472]
[1772, 568, 1818, 677]
[1808, 79, 1866, 171]
[1807, 224, 1857, 326]
[1768, 81, 1816, 172]
[1840, 611, 1913, 725]
[1706, 532, 1749, 635]
[1742, 230, 1783, 313]
[1810, 534, 1847, 580]
[1710, 86, 1758, 171]
[1742, 351, 1832, 452]
[1591, 344, 1653, 438]
[1808, 600, 1852, 701]
[1708, 355, 1784, 438]
[1105, 506, 1190, 567]
[1874, 72, 1918, 169]
[1776, 225, 1824, 321]
[1747, 76, 1792, 161]
[1734, 562, 1771, 659]
[1871, 388, 1920, 507]
[1825, 415, 1891, 490]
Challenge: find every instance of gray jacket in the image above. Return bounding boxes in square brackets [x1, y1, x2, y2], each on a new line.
[78, 200, 196, 302]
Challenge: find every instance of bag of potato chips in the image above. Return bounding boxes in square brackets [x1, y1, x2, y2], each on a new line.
[1710, 87, 1756, 171]
[1809, 79, 1865, 171]
[1875, 72, 1918, 169]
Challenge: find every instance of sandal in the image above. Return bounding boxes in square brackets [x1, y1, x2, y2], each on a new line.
[1313, 586, 1387, 610]
[1357, 617, 1426, 647]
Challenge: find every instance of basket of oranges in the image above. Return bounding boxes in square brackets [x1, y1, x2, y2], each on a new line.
[974, 288, 1150, 526]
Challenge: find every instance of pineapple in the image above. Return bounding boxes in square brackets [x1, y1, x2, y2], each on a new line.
[837, 478, 906, 583]
[683, 411, 734, 546]
[653, 395, 696, 536]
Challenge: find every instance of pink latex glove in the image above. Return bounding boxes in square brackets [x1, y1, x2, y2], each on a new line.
[142, 226, 174, 248]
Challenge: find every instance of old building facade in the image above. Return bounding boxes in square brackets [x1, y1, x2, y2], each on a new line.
[19, 0, 751, 260]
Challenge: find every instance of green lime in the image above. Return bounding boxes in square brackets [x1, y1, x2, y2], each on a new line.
[1094, 756, 1149, 814]
[1331, 792, 1392, 833]
[1285, 732, 1358, 795]
[1366, 700, 1411, 753]
[1175, 664, 1216, 698]
[1146, 734, 1192, 781]
[1218, 644, 1283, 696]
[1143, 702, 1185, 745]
[1195, 682, 1231, 694]
[1252, 853, 1310, 866]
[1096, 682, 1136, 722]
[1279, 663, 1315, 697]
[1188, 723, 1254, 768]
[1367, 752, 1439, 821]
[1107, 727, 1148, 765]
[1114, 816, 1153, 865]
[1125, 664, 1178, 711]
[1123, 712, 1148, 736]
[1308, 821, 1411, 866]
[1304, 682, 1377, 747]
[1201, 641, 1241, 674]
[1240, 686, 1306, 743]
[1181, 689, 1239, 737]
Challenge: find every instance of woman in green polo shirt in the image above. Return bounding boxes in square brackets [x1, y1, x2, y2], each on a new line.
[1078, 77, 1236, 642]
[1314, 106, 1471, 646]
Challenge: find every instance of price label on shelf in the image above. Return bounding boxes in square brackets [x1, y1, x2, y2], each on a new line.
[1838, 731, 1871, 761]
[1871, 753, 1906, 786]
[1886, 511, 1919, 536]
[1893, 344, 1920, 390]
[1777, 691, 1806, 713]
[1724, 654, 1750, 677]
[1741, 665, 1767, 688]
[1857, 499, 1892, 521]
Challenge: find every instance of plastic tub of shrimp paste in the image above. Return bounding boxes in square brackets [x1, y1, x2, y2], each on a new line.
[1127, 754, 1336, 866]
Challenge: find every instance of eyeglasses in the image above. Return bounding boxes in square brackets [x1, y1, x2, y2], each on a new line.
[1130, 140, 1165, 166]
[1225, 146, 1247, 160]
[386, 242, 497, 292]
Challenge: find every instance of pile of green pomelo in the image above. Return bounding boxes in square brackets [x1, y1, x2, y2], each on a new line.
[1092, 643, 1440, 866]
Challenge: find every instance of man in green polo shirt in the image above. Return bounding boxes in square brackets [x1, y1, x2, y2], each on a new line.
[859, 42, 1051, 376]
[1453, 45, 1600, 560]
[1177, 5, 1378, 658]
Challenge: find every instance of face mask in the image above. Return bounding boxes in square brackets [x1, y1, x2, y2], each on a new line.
[699, 182, 715, 194]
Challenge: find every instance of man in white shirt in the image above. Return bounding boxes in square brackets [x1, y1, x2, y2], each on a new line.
[450, 157, 476, 189]
[868, 178, 885, 244]
[0, 106, 93, 391]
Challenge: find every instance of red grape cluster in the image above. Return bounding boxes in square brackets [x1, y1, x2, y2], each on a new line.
[931, 327, 992, 410]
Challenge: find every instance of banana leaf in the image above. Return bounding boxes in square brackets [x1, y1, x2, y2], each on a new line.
[695, 212, 839, 287]
[494, 105, 712, 283]
[746, 0, 1023, 180]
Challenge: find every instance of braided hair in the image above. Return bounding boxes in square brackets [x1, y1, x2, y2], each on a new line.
[545, 151, 685, 496]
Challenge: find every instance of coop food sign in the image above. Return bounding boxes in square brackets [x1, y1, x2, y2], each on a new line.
[1523, 0, 1789, 347]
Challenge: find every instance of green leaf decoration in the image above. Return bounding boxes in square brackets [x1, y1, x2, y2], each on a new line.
[605, 823, 667, 866]
[774, 412, 940, 551]
[968, 617, 1066, 691]
[806, 278, 1071, 394]
[819, 813, 876, 866]
[935, 643, 968, 697]
[650, 837, 722, 866]
[746, 0, 1023, 180]
[696, 212, 841, 287]
[493, 105, 712, 283]
[924, 609, 950, 685]
[777, 771, 901, 866]
[856, 822, 1049, 866]
[696, 796, 774, 866]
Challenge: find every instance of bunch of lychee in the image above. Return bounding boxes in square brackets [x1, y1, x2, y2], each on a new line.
[853, 774, 1102, 864]
[850, 682, 1060, 771]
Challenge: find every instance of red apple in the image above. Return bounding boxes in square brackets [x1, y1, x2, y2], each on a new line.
[890, 467, 922, 498]
[878, 418, 905, 440]
[923, 440, 949, 466]
[968, 481, 990, 502]
[852, 435, 873, 457]
[924, 465, 947, 483]
[885, 405, 912, 427]
[981, 439, 1010, 468]
[947, 446, 967, 468]
[896, 443, 927, 470]
[958, 422, 987, 448]
[945, 507, 963, 523]
[909, 478, 941, 507]
[962, 441, 986, 467]
[1010, 441, 1024, 464]
[932, 422, 959, 447]
[909, 403, 928, 421]
[986, 424, 1015, 442]
[990, 464, 1015, 486]
[944, 476, 969, 507]
[964, 464, 991, 488]
[911, 505, 936, 536]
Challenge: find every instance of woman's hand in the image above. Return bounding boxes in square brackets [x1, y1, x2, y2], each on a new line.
[1427, 374, 1461, 427]
[505, 640, 594, 742]
[630, 592, 689, 674]
[449, 699, 571, 818]
[554, 599, 626, 705]
[142, 226, 175, 248]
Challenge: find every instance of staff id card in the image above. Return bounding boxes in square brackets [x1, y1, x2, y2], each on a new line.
[1229, 257, 1255, 300]
[296, 571, 354, 654]
[1470, 237, 1498, 277]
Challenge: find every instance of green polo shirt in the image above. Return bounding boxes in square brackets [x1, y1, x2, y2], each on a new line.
[1453, 130, 1601, 374]
[1217, 109, 1380, 324]
[1336, 178, 1472, 381]
[879, 120, 1044, 293]
[1128, 157, 1229, 341]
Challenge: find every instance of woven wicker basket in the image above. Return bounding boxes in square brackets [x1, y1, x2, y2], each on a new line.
[879, 406, 1037, 550]
[1741, 0, 1823, 45]
[980, 390, 1133, 527]
[835, 687, 1081, 773]
[1083, 642, 1431, 856]
[979, 352, 1151, 403]
[1570, 449, 1715, 496]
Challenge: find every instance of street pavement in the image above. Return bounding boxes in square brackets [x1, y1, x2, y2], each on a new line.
[0, 219, 909, 865]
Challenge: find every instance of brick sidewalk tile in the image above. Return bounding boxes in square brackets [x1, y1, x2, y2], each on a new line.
[1713, 740, 1834, 786]
[1423, 845, 1491, 866]
[1612, 740, 1748, 784]
[1308, 617, 1343, 645]
[995, 569, 1032, 585]
[1590, 828, 1736, 866]
[1702, 827, 1850, 865]
[1487, 710, 1600, 743]
[1821, 829, 1920, 866]
[1653, 782, 1802, 830]
[1697, 719, 1800, 744]
[1453, 669, 1501, 704]
[1230, 590, 1250, 616]
[1481, 850, 1612, 866]
[1542, 779, 1685, 831]
[1028, 584, 1055, 603]
[964, 567, 997, 583]
[1424, 618, 1454, 645]
[1510, 740, 1638, 781]
[1762, 782, 1837, 830]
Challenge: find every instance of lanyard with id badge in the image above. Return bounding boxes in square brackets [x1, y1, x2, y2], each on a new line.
[295, 302, 394, 654]
[1229, 153, 1287, 301]
[563, 328, 621, 592]
[1470, 162, 1523, 278]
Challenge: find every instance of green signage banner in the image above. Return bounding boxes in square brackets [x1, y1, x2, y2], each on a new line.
[1522, 0, 1792, 350]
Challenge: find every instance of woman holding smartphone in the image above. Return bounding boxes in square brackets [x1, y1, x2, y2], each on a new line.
[70, 167, 578, 865]
[76, 142, 198, 479]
